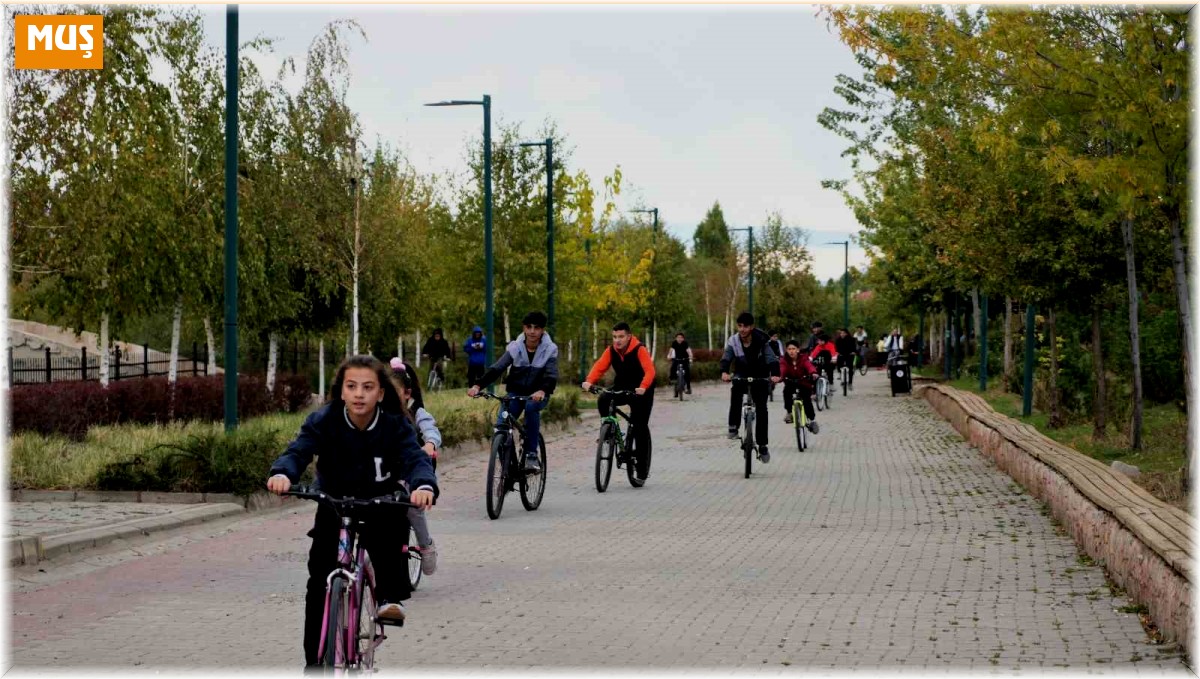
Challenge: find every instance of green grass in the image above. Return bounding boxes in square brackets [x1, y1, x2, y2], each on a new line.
[916, 367, 1187, 507]
[9, 389, 579, 491]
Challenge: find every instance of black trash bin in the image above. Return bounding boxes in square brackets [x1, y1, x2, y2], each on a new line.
[887, 353, 912, 397]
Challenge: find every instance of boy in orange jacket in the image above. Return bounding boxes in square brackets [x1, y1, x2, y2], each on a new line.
[582, 322, 656, 481]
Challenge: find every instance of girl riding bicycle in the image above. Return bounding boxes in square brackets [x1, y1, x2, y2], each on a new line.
[390, 358, 442, 577]
[780, 340, 820, 434]
[267, 355, 439, 669]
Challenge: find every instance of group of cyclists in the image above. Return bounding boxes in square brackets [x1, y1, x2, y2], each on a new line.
[265, 308, 890, 669]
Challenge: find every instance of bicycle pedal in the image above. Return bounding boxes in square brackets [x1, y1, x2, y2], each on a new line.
[377, 618, 405, 628]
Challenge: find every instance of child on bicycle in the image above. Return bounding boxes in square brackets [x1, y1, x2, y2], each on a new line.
[834, 328, 859, 389]
[809, 332, 838, 387]
[780, 339, 820, 433]
[666, 331, 693, 394]
[467, 310, 559, 474]
[390, 358, 441, 577]
[267, 355, 439, 669]
[582, 322, 657, 481]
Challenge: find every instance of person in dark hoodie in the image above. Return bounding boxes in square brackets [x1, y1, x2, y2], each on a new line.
[463, 325, 487, 387]
[582, 322, 657, 482]
[467, 311, 558, 474]
[266, 354, 439, 669]
[720, 311, 782, 463]
[421, 328, 454, 383]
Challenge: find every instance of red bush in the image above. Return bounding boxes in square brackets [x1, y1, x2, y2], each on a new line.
[691, 348, 724, 362]
[9, 374, 313, 440]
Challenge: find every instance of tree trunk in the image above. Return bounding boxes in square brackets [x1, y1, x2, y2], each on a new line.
[1091, 304, 1107, 441]
[318, 339, 326, 401]
[503, 307, 511, 345]
[415, 330, 421, 367]
[1167, 209, 1193, 486]
[705, 277, 713, 350]
[970, 288, 981, 357]
[593, 318, 599, 359]
[652, 320, 657, 359]
[1003, 297, 1014, 391]
[267, 332, 279, 394]
[1121, 215, 1144, 450]
[397, 335, 402, 359]
[99, 313, 110, 387]
[567, 339, 573, 363]
[1048, 307, 1063, 428]
[168, 296, 183, 384]
[204, 317, 217, 375]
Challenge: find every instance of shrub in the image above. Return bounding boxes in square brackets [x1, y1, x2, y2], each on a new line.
[10, 374, 312, 440]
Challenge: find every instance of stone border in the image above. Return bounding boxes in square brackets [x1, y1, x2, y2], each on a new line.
[920, 383, 1193, 651]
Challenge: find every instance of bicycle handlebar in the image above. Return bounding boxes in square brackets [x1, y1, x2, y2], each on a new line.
[283, 484, 419, 509]
[730, 376, 774, 383]
[587, 386, 638, 397]
[471, 391, 534, 403]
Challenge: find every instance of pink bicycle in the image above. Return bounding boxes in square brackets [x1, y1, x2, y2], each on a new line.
[285, 485, 419, 671]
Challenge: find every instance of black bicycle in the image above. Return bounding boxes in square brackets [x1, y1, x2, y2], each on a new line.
[839, 360, 852, 397]
[472, 392, 546, 519]
[673, 361, 689, 400]
[730, 376, 770, 479]
[589, 386, 651, 491]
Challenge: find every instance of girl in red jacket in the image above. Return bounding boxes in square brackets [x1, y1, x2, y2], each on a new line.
[780, 340, 820, 433]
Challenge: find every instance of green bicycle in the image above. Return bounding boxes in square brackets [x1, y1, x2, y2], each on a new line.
[589, 386, 651, 492]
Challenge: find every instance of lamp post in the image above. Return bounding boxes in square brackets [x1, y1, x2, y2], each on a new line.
[730, 227, 754, 315]
[223, 3, 239, 431]
[519, 138, 555, 336]
[632, 208, 659, 353]
[823, 240, 850, 330]
[426, 96, 494, 369]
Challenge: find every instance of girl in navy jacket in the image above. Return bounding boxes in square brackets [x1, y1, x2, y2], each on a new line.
[267, 355, 439, 668]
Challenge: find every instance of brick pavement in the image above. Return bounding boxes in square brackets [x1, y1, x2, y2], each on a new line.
[7, 373, 1188, 672]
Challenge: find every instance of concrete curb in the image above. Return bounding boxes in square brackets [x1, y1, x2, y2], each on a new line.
[9, 503, 247, 567]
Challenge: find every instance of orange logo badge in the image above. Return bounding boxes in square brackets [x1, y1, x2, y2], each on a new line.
[15, 15, 103, 70]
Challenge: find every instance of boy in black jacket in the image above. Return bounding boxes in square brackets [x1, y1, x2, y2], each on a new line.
[720, 312, 782, 462]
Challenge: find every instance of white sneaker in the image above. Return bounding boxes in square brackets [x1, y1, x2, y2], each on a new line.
[420, 540, 438, 576]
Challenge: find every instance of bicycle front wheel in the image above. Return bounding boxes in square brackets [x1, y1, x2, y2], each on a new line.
[520, 434, 547, 510]
[794, 407, 806, 452]
[815, 382, 825, 412]
[842, 370, 849, 397]
[743, 411, 754, 478]
[594, 422, 615, 492]
[486, 433, 509, 520]
[356, 561, 378, 669]
[859, 356, 869, 376]
[322, 577, 348, 669]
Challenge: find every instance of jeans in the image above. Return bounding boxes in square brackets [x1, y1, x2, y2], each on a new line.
[504, 395, 548, 454]
[728, 379, 770, 446]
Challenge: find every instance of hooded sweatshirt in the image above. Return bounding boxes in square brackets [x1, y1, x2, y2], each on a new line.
[586, 335, 656, 391]
[719, 327, 781, 378]
[463, 326, 488, 367]
[476, 332, 560, 396]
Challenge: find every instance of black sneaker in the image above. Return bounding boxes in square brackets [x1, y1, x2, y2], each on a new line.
[808, 421, 820, 435]
[727, 428, 738, 440]
[523, 451, 542, 474]
[758, 446, 770, 464]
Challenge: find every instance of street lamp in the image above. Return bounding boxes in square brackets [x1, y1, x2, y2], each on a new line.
[426, 95, 494, 368]
[730, 227, 754, 316]
[518, 138, 555, 336]
[224, 3, 239, 431]
[823, 240, 850, 329]
[632, 208, 659, 353]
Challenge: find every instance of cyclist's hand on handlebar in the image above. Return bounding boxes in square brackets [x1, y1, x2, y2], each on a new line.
[721, 372, 731, 383]
[770, 376, 782, 384]
[410, 488, 435, 509]
[635, 387, 646, 396]
[266, 474, 291, 494]
[581, 381, 592, 392]
[422, 442, 438, 459]
[467, 385, 481, 398]
[531, 390, 546, 402]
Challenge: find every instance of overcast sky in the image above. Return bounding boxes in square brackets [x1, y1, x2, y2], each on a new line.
[198, 4, 870, 283]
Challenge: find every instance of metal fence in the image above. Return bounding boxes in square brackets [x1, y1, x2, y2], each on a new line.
[9, 344, 207, 385]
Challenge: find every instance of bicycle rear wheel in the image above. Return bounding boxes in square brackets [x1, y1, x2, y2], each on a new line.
[406, 526, 422, 590]
[743, 410, 754, 478]
[486, 433, 509, 519]
[594, 422, 614, 492]
[859, 355, 868, 376]
[322, 577, 348, 669]
[627, 429, 650, 488]
[355, 561, 378, 669]
[520, 434, 547, 510]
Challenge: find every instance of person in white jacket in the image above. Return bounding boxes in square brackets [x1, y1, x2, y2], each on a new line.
[884, 328, 905, 360]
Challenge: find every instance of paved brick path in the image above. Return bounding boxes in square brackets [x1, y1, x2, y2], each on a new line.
[8, 373, 1188, 672]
